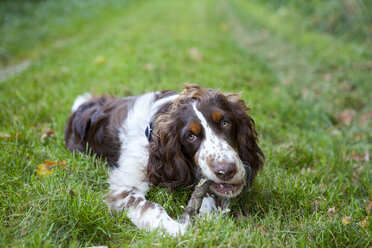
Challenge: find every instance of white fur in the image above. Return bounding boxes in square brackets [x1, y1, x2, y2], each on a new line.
[109, 92, 185, 235]
[199, 195, 217, 216]
[192, 103, 246, 184]
[110, 189, 187, 236]
[71, 93, 92, 112]
[110, 92, 179, 193]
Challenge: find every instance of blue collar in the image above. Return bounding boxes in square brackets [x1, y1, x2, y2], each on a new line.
[145, 121, 153, 142]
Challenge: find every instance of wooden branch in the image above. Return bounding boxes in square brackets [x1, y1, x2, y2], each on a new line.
[180, 178, 211, 223]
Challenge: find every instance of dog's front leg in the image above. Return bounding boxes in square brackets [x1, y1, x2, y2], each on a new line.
[109, 188, 188, 236]
[199, 194, 231, 218]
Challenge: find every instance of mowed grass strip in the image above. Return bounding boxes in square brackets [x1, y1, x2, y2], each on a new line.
[1, 0, 371, 247]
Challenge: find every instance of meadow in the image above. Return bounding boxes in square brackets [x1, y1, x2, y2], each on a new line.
[1, 0, 371, 247]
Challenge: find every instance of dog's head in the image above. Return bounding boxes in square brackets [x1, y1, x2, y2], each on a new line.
[147, 85, 264, 198]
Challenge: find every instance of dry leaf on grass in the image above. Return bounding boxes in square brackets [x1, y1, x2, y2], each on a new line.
[236, 212, 251, 221]
[256, 225, 268, 235]
[338, 109, 356, 125]
[342, 216, 351, 226]
[357, 217, 368, 228]
[328, 206, 336, 215]
[0, 132, 20, 139]
[220, 22, 229, 31]
[314, 200, 319, 208]
[301, 167, 316, 175]
[189, 47, 203, 61]
[94, 55, 106, 65]
[347, 151, 369, 163]
[331, 129, 341, 136]
[359, 109, 372, 124]
[36, 160, 66, 176]
[40, 127, 55, 142]
[0, 133, 11, 139]
[144, 63, 153, 71]
[323, 73, 332, 81]
[351, 172, 359, 185]
[366, 201, 372, 213]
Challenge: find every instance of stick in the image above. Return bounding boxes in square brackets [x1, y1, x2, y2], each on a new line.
[180, 178, 212, 223]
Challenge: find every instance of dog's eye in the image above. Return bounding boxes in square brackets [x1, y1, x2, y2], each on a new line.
[187, 133, 197, 141]
[221, 120, 231, 129]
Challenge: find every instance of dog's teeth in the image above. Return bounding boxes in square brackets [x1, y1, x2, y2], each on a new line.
[218, 170, 225, 174]
[220, 184, 224, 188]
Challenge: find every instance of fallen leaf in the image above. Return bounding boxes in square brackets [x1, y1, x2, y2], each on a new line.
[352, 164, 364, 173]
[323, 73, 332, 81]
[57, 160, 67, 167]
[301, 88, 310, 98]
[359, 109, 372, 124]
[338, 109, 356, 125]
[301, 167, 316, 174]
[236, 212, 250, 221]
[220, 22, 229, 31]
[281, 77, 293, 85]
[40, 126, 55, 142]
[347, 151, 369, 163]
[144, 63, 153, 71]
[0, 133, 11, 139]
[364, 151, 370, 163]
[36, 163, 55, 176]
[328, 206, 336, 215]
[189, 47, 203, 61]
[274, 87, 280, 94]
[351, 172, 359, 185]
[36, 160, 66, 177]
[362, 61, 372, 70]
[256, 225, 268, 235]
[366, 201, 372, 213]
[307, 168, 315, 173]
[331, 129, 341, 136]
[44, 160, 57, 166]
[357, 217, 368, 228]
[342, 216, 351, 225]
[94, 56, 106, 65]
[352, 133, 363, 141]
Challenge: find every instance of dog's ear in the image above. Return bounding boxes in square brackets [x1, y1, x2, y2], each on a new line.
[226, 94, 264, 182]
[65, 106, 91, 153]
[146, 114, 195, 189]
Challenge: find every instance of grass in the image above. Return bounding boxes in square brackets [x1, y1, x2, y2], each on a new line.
[0, 0, 371, 247]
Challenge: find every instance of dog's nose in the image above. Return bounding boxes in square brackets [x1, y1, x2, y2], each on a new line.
[213, 162, 236, 181]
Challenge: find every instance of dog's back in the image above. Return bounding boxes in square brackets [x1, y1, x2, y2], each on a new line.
[65, 94, 136, 166]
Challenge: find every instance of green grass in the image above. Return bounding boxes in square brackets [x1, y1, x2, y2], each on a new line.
[1, 0, 371, 247]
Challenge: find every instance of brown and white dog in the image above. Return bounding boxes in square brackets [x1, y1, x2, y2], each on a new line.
[65, 85, 264, 235]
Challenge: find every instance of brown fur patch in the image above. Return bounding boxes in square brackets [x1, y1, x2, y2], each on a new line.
[212, 111, 223, 123]
[132, 197, 144, 208]
[181, 84, 208, 100]
[189, 122, 201, 135]
[126, 196, 136, 207]
[141, 201, 156, 215]
[107, 190, 131, 202]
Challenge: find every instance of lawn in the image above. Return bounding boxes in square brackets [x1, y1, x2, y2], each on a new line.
[0, 0, 371, 247]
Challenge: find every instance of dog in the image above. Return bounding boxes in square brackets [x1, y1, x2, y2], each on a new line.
[64, 84, 264, 235]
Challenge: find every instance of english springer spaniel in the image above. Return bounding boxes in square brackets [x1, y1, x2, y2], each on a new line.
[65, 84, 264, 235]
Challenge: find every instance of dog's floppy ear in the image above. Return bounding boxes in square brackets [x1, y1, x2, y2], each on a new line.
[146, 114, 195, 189]
[226, 94, 264, 182]
[65, 104, 92, 153]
